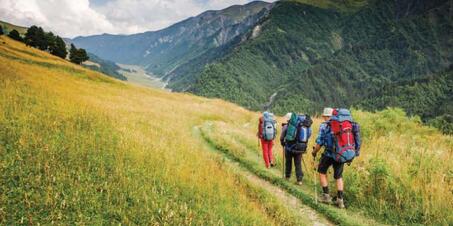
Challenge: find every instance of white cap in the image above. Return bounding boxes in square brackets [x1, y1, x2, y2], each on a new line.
[322, 108, 333, 117]
[284, 112, 292, 121]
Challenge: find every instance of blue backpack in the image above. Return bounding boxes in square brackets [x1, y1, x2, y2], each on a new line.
[285, 114, 313, 153]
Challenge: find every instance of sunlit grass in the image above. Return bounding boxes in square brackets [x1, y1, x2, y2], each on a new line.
[199, 108, 453, 225]
[0, 36, 306, 225]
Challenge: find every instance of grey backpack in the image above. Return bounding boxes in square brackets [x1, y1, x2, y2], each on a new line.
[262, 114, 276, 141]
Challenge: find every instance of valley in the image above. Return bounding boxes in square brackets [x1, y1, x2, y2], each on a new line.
[117, 64, 168, 89]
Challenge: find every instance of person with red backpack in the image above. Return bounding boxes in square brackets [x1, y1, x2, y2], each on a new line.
[311, 108, 361, 208]
[257, 111, 277, 168]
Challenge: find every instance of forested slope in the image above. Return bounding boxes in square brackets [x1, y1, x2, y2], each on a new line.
[190, 0, 452, 132]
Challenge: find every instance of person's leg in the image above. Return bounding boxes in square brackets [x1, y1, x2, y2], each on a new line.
[294, 152, 303, 182]
[285, 150, 292, 179]
[317, 155, 331, 188]
[261, 139, 270, 168]
[320, 174, 328, 187]
[333, 162, 345, 193]
[333, 162, 345, 208]
[336, 178, 344, 192]
[317, 155, 333, 203]
[268, 141, 275, 166]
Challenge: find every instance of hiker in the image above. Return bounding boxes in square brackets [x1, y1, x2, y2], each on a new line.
[257, 111, 276, 168]
[312, 108, 361, 208]
[281, 112, 313, 185]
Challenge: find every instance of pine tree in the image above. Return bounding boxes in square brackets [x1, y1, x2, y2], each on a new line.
[46, 32, 55, 50]
[36, 27, 48, 50]
[77, 48, 89, 63]
[24, 26, 48, 50]
[69, 44, 89, 64]
[8, 30, 23, 42]
[50, 36, 68, 59]
[24, 25, 39, 47]
[69, 44, 77, 63]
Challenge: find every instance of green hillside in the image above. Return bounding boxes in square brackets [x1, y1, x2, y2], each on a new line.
[190, 0, 452, 132]
[191, 1, 341, 108]
[284, 0, 369, 12]
[0, 20, 27, 35]
[84, 52, 126, 81]
[360, 67, 453, 134]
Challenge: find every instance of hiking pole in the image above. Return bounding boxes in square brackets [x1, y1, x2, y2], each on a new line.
[301, 155, 309, 176]
[282, 148, 285, 179]
[313, 155, 318, 205]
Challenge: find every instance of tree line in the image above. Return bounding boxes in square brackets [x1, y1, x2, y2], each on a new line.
[0, 24, 88, 64]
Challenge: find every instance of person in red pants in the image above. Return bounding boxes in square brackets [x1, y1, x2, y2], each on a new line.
[257, 111, 276, 168]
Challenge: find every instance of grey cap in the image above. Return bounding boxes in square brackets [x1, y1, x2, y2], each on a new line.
[322, 108, 333, 117]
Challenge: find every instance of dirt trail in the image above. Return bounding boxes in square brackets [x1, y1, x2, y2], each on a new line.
[242, 169, 333, 226]
[194, 127, 333, 226]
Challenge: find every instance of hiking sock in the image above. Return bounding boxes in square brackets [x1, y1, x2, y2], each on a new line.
[337, 190, 344, 199]
[322, 186, 329, 194]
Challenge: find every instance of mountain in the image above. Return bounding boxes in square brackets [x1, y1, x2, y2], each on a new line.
[72, 1, 273, 90]
[71, 0, 452, 133]
[190, 0, 453, 130]
[1, 35, 452, 225]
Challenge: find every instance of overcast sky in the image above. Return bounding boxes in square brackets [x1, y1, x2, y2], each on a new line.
[0, 0, 274, 38]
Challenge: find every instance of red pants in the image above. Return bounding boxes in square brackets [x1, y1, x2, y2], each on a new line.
[260, 139, 274, 168]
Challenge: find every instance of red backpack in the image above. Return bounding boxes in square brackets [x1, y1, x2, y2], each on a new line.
[330, 109, 357, 163]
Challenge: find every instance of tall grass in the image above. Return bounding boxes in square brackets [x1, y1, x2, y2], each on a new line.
[199, 108, 453, 225]
[0, 36, 307, 225]
[1, 35, 451, 225]
[346, 109, 453, 225]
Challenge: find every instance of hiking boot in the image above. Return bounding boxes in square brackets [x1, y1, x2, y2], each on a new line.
[334, 198, 345, 209]
[296, 181, 303, 186]
[270, 162, 275, 167]
[320, 193, 331, 204]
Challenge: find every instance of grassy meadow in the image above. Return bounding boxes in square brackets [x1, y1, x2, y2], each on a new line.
[0, 36, 310, 225]
[199, 109, 453, 225]
[0, 35, 452, 225]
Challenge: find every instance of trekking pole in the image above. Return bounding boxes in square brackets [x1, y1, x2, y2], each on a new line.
[313, 155, 318, 204]
[282, 148, 285, 179]
[301, 155, 309, 175]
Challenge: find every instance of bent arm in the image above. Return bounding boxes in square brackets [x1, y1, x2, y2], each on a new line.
[280, 125, 287, 146]
[257, 118, 262, 138]
[313, 124, 325, 153]
[353, 123, 361, 155]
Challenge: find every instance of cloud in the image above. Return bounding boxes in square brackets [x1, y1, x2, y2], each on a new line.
[0, 0, 116, 37]
[0, 0, 273, 38]
[91, 0, 262, 34]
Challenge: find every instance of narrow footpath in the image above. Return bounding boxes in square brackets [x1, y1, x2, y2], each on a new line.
[194, 123, 387, 226]
[194, 126, 333, 226]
